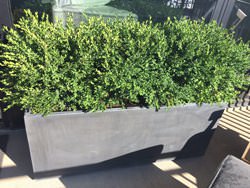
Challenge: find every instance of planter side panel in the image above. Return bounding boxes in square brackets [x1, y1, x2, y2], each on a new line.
[24, 104, 225, 173]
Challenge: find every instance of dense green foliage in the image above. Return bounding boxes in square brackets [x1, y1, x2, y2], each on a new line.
[0, 10, 249, 115]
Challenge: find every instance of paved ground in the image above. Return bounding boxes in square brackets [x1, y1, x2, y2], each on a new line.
[0, 107, 249, 188]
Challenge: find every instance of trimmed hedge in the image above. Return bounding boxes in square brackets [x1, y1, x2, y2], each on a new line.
[0, 10, 249, 115]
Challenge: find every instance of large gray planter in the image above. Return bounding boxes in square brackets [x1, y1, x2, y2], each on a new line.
[24, 103, 226, 173]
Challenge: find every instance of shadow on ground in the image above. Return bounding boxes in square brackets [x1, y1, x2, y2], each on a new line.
[0, 134, 8, 174]
[60, 163, 185, 188]
[0, 130, 33, 178]
[172, 126, 248, 188]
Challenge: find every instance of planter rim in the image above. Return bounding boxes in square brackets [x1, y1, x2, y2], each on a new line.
[24, 102, 227, 117]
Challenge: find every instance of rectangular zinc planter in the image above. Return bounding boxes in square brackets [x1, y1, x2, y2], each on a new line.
[24, 103, 225, 173]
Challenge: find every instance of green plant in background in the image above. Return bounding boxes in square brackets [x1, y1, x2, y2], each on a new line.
[11, 0, 52, 22]
[0, 10, 249, 115]
[108, 0, 183, 22]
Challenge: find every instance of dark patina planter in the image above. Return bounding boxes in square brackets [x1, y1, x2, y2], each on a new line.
[24, 103, 226, 173]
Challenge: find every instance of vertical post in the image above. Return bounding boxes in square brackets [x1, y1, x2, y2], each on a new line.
[210, 0, 235, 27]
[0, 0, 13, 127]
[0, 0, 13, 123]
[0, 0, 13, 41]
[0, 0, 13, 29]
[242, 142, 250, 164]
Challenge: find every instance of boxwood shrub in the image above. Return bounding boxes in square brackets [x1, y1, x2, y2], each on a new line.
[0, 10, 249, 115]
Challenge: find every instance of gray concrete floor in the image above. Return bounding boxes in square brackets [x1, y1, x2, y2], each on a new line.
[0, 119, 249, 188]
